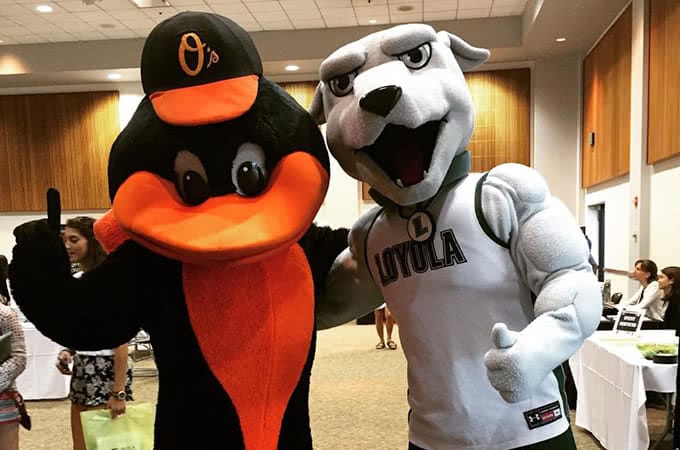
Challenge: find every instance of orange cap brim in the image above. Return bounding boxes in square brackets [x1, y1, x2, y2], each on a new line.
[111, 152, 329, 265]
[149, 74, 259, 126]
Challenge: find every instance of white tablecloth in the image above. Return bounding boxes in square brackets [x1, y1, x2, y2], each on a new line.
[569, 330, 677, 450]
[15, 323, 70, 400]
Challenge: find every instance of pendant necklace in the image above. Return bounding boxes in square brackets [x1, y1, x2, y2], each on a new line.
[400, 199, 436, 242]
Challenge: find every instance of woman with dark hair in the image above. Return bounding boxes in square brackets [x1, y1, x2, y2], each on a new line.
[660, 267, 680, 330]
[618, 259, 665, 320]
[0, 254, 26, 449]
[61, 217, 107, 273]
[663, 267, 680, 450]
[56, 217, 133, 450]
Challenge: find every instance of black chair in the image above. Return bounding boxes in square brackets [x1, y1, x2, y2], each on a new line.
[129, 330, 157, 377]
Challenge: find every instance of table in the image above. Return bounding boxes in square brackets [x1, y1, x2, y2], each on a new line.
[569, 330, 677, 450]
[599, 314, 668, 331]
[16, 323, 70, 400]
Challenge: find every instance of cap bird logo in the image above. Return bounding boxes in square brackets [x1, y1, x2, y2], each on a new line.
[178, 32, 219, 76]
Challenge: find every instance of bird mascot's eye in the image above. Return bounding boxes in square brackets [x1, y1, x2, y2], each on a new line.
[174, 150, 210, 206]
[231, 142, 268, 197]
[328, 71, 356, 97]
[398, 43, 432, 70]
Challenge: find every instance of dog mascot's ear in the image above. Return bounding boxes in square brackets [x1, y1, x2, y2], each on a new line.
[438, 31, 490, 72]
[309, 82, 326, 125]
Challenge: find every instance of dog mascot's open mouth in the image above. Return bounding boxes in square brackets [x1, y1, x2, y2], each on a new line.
[359, 121, 441, 187]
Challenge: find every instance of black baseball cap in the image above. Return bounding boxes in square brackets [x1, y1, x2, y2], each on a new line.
[141, 12, 263, 126]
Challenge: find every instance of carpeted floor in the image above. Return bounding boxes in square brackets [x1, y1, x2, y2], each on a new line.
[19, 323, 673, 449]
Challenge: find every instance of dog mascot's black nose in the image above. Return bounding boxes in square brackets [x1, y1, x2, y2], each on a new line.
[359, 85, 402, 117]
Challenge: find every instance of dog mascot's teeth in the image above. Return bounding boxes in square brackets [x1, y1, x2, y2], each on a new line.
[395, 179, 405, 187]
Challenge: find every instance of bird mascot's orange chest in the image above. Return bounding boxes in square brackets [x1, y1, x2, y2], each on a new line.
[183, 247, 313, 450]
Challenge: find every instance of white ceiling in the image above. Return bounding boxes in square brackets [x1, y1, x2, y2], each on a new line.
[0, 0, 631, 88]
[0, 0, 527, 44]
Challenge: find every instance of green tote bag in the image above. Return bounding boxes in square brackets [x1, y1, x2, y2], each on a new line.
[81, 403, 154, 450]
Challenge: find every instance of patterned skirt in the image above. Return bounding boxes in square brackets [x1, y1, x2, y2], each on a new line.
[0, 392, 20, 424]
[69, 354, 133, 407]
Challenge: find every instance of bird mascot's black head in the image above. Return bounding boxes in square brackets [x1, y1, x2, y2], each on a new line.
[10, 12, 347, 450]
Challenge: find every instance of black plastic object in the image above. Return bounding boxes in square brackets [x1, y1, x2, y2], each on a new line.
[46, 188, 61, 232]
[652, 353, 678, 364]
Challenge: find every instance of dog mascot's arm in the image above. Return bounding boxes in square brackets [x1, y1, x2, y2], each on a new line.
[10, 220, 145, 350]
[315, 208, 384, 330]
[481, 164, 601, 403]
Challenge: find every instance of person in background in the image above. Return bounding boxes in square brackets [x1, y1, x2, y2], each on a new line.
[1, 255, 27, 324]
[659, 267, 680, 330]
[618, 259, 665, 320]
[0, 256, 9, 302]
[55, 217, 133, 450]
[666, 267, 680, 449]
[374, 303, 397, 350]
[580, 228, 598, 275]
[0, 273, 26, 450]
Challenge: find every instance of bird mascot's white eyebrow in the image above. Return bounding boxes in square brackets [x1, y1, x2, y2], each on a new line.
[310, 23, 601, 450]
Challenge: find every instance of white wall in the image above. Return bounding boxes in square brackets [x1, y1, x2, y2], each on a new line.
[313, 152, 364, 229]
[532, 56, 581, 217]
[649, 156, 680, 270]
[117, 83, 144, 129]
[0, 83, 144, 262]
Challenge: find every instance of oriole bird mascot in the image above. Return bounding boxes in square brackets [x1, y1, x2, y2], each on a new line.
[9, 12, 347, 450]
[311, 24, 601, 449]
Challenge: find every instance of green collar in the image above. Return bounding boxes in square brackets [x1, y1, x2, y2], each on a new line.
[368, 150, 471, 211]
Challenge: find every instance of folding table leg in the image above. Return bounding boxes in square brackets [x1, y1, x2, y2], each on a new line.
[649, 393, 673, 450]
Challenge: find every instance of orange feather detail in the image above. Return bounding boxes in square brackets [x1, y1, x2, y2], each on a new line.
[183, 244, 314, 450]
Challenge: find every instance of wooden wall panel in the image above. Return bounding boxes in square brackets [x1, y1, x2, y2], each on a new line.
[648, 0, 680, 164]
[465, 68, 531, 172]
[0, 91, 119, 211]
[279, 81, 317, 110]
[582, 5, 632, 188]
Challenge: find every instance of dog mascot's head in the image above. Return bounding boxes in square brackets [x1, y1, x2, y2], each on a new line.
[310, 24, 489, 206]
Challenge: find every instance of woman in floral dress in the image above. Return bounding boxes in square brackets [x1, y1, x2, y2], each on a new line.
[55, 217, 133, 450]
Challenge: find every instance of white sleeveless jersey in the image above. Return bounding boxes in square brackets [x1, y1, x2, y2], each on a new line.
[364, 173, 568, 450]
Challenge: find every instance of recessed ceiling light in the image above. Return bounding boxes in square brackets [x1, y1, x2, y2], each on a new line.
[107, 73, 122, 80]
[397, 5, 414, 12]
[128, 0, 170, 8]
[35, 4, 53, 13]
[368, 19, 377, 24]
[0, 40, 4, 44]
[285, 65, 300, 72]
[555, 37, 567, 42]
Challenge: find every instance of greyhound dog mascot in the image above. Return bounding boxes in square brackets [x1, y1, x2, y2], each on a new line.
[311, 24, 601, 449]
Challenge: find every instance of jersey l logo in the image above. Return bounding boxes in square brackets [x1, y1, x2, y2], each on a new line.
[407, 210, 435, 242]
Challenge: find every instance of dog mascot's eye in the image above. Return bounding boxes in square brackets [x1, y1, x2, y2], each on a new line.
[231, 142, 268, 197]
[328, 71, 356, 97]
[174, 150, 210, 206]
[398, 43, 432, 70]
